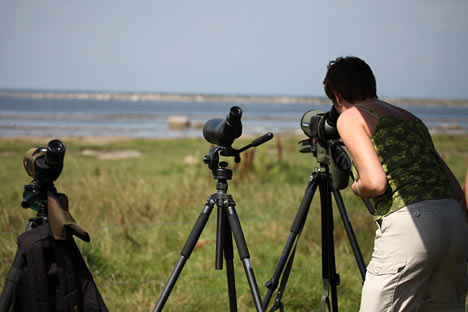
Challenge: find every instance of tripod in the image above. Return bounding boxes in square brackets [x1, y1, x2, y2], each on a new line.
[0, 181, 53, 312]
[153, 133, 273, 312]
[263, 140, 368, 312]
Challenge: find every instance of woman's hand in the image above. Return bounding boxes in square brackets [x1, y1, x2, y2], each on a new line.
[351, 180, 364, 197]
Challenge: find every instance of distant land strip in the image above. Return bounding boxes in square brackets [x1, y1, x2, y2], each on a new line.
[1, 90, 467, 106]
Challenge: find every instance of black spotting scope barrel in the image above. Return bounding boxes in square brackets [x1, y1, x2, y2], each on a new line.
[203, 106, 243, 147]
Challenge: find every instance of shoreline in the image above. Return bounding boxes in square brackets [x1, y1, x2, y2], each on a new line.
[2, 92, 467, 141]
[1, 129, 467, 145]
[1, 90, 468, 107]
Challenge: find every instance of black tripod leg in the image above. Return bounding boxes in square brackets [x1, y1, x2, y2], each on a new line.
[332, 190, 366, 281]
[153, 198, 216, 312]
[225, 205, 265, 312]
[320, 179, 339, 312]
[0, 250, 24, 312]
[263, 175, 319, 309]
[223, 220, 238, 312]
[216, 204, 225, 270]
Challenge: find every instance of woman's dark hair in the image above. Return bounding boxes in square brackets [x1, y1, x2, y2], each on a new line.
[323, 56, 377, 103]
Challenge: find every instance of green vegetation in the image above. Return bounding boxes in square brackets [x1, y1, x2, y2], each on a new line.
[1, 134, 467, 311]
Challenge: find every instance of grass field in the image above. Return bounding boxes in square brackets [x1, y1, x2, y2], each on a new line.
[1, 134, 467, 311]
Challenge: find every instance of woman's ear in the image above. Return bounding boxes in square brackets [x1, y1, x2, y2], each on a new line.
[333, 92, 343, 106]
[333, 92, 345, 112]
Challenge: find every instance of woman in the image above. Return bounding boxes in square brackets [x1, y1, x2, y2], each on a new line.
[323, 56, 468, 311]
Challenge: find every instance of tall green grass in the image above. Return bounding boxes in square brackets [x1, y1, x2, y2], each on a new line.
[1, 134, 467, 311]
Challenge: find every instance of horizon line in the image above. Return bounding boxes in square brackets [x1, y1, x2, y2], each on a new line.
[0, 89, 467, 106]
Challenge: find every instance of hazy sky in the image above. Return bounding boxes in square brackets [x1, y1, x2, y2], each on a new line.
[1, 0, 467, 99]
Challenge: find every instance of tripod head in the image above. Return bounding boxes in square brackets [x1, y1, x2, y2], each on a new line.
[298, 137, 351, 191]
[203, 132, 274, 179]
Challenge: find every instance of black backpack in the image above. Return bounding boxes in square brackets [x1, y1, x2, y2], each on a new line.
[7, 224, 108, 312]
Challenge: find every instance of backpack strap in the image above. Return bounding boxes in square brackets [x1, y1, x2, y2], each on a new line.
[355, 105, 380, 118]
[2, 254, 32, 312]
[51, 239, 80, 312]
[18, 224, 51, 312]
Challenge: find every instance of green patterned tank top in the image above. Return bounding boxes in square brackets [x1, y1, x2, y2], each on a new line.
[355, 106, 454, 220]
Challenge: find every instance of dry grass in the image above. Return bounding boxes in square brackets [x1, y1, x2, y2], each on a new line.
[1, 134, 467, 311]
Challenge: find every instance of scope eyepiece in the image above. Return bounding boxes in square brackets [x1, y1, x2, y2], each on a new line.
[226, 106, 242, 126]
[203, 106, 243, 147]
[321, 105, 339, 140]
[46, 139, 66, 165]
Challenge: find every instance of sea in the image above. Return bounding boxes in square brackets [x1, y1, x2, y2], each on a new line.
[1, 95, 468, 139]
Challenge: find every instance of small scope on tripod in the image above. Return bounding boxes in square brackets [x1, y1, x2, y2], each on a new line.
[23, 139, 66, 182]
[203, 106, 243, 147]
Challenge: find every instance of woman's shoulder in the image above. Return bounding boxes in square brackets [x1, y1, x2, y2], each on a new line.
[338, 106, 367, 124]
[337, 104, 380, 136]
[340, 105, 364, 118]
[337, 106, 368, 131]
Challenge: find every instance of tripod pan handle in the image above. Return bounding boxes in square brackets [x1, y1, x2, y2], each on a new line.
[251, 132, 273, 147]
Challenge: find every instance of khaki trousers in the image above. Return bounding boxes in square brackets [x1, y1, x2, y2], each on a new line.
[360, 199, 468, 312]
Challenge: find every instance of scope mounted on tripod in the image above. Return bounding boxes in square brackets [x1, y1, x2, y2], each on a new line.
[202, 106, 273, 176]
[21, 139, 66, 209]
[23, 139, 66, 183]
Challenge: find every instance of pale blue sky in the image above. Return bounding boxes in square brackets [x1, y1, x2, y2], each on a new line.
[1, 0, 467, 99]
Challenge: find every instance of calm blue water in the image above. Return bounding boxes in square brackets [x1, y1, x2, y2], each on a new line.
[1, 96, 467, 138]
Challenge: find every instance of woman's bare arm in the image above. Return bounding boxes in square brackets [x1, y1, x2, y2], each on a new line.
[337, 107, 387, 198]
